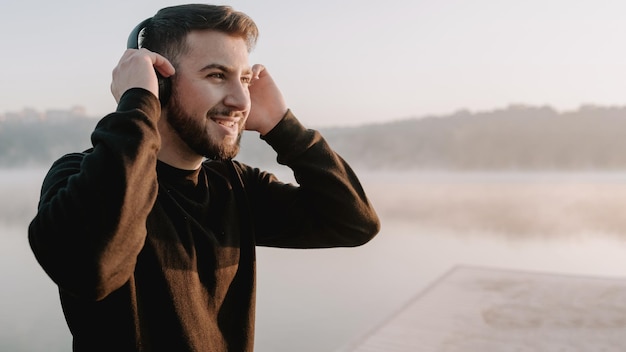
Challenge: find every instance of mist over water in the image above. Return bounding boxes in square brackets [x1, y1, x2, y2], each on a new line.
[4, 169, 626, 352]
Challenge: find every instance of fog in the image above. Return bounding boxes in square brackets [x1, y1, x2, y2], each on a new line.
[3, 169, 626, 351]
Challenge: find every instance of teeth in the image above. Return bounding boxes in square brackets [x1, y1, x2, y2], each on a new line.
[217, 120, 236, 127]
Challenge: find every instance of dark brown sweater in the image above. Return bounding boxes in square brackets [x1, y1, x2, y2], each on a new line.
[28, 88, 380, 351]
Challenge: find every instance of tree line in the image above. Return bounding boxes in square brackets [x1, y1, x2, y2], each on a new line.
[3, 104, 626, 171]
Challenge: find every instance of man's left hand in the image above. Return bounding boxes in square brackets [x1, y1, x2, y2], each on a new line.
[246, 64, 288, 135]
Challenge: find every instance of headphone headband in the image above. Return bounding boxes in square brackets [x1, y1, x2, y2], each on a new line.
[127, 17, 153, 49]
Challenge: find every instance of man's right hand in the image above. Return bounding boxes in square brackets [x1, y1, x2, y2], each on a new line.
[110, 48, 175, 103]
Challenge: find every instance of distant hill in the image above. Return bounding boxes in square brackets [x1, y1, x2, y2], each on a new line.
[0, 117, 96, 167]
[3, 104, 626, 170]
[322, 104, 626, 171]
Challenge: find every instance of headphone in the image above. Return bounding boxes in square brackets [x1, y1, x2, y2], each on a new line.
[127, 18, 172, 106]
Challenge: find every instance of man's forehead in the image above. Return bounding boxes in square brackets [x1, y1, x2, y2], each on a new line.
[181, 30, 251, 70]
[185, 30, 249, 53]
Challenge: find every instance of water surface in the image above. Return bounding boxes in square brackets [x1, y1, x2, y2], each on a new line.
[4, 169, 626, 351]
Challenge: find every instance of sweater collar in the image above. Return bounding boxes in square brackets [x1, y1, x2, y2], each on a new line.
[156, 160, 202, 187]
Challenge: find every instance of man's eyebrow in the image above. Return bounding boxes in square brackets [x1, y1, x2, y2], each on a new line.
[198, 64, 253, 75]
[199, 63, 230, 73]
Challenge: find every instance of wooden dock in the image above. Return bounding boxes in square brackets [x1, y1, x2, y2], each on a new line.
[343, 265, 626, 351]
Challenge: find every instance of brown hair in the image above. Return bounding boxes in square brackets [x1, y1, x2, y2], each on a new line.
[139, 4, 259, 66]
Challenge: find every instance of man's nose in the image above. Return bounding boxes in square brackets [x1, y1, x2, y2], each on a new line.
[223, 80, 250, 111]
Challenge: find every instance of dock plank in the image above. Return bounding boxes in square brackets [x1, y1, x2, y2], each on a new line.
[345, 266, 626, 351]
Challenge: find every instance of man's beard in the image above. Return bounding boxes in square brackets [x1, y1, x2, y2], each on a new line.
[166, 95, 243, 161]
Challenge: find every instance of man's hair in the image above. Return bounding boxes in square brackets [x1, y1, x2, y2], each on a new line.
[140, 4, 259, 66]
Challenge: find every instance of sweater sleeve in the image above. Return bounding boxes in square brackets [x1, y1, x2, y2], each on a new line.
[241, 110, 381, 248]
[28, 88, 161, 301]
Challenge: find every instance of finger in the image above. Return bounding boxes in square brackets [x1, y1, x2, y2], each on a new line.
[251, 64, 265, 80]
[134, 48, 175, 77]
[152, 52, 176, 77]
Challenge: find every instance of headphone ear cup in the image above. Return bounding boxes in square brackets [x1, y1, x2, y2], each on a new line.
[157, 73, 171, 106]
[127, 18, 171, 106]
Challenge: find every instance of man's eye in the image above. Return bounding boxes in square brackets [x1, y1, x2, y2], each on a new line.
[207, 73, 225, 80]
[241, 76, 252, 84]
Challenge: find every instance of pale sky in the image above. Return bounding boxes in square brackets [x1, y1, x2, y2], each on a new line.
[2, 0, 626, 127]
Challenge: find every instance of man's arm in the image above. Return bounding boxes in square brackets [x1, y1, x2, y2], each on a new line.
[239, 65, 379, 248]
[241, 110, 380, 248]
[28, 49, 174, 301]
[28, 89, 161, 301]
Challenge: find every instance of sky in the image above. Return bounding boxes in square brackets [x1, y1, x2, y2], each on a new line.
[2, 0, 626, 127]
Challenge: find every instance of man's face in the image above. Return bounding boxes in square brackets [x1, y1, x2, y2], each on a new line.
[165, 30, 253, 161]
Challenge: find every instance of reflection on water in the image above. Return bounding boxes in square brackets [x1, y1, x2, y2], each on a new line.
[256, 223, 626, 352]
[0, 225, 69, 352]
[3, 169, 626, 352]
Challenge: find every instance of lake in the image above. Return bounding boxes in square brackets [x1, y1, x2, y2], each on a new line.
[3, 168, 626, 351]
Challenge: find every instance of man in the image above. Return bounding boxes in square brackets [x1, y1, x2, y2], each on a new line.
[28, 4, 380, 351]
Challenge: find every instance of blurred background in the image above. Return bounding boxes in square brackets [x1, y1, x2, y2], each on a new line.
[3, 1, 626, 351]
